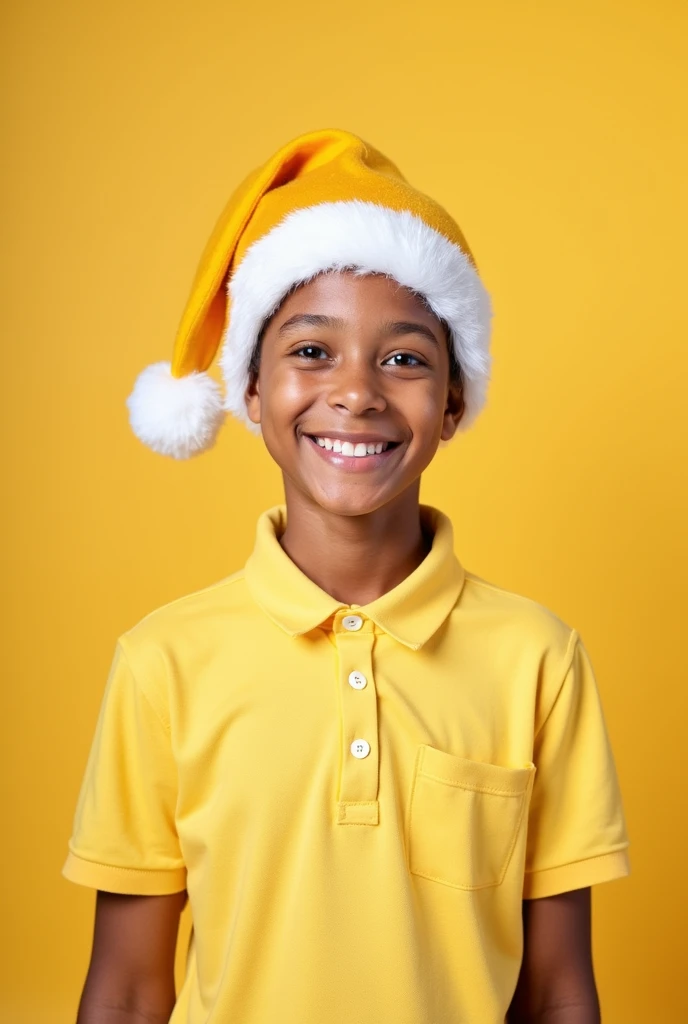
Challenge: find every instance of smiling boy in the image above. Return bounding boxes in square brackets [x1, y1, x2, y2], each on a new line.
[63, 129, 630, 1024]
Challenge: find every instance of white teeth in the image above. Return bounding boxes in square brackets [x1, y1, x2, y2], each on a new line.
[312, 436, 392, 456]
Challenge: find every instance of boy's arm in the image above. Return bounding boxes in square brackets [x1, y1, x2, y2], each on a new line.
[507, 888, 601, 1024]
[76, 889, 187, 1024]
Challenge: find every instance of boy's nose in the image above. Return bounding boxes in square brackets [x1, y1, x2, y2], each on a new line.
[326, 363, 387, 417]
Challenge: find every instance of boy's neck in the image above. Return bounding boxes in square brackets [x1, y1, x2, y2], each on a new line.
[278, 484, 431, 606]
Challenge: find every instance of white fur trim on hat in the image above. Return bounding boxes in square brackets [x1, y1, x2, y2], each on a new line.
[126, 361, 226, 459]
[221, 200, 492, 434]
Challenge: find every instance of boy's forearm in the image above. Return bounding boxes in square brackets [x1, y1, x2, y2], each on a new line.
[508, 888, 601, 1024]
[74, 890, 183, 1024]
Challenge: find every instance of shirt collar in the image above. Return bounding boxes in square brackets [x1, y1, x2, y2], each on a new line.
[244, 504, 465, 650]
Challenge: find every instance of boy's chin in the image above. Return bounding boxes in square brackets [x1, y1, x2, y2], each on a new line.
[296, 481, 411, 519]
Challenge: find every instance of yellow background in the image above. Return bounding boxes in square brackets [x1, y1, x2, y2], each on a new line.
[3, 0, 686, 1020]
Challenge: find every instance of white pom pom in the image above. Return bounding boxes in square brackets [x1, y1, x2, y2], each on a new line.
[126, 361, 226, 459]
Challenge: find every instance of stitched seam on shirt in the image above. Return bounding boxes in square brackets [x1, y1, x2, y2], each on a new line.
[533, 627, 579, 742]
[68, 851, 185, 874]
[418, 771, 528, 797]
[406, 746, 424, 870]
[117, 640, 172, 737]
[500, 778, 532, 884]
[409, 868, 507, 891]
[524, 845, 630, 876]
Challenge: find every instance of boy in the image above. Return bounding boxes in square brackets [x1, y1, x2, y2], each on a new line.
[63, 129, 630, 1024]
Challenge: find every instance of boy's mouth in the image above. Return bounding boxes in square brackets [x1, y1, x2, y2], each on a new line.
[305, 434, 401, 459]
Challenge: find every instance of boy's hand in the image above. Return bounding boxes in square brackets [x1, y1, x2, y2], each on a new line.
[76, 889, 187, 1023]
[507, 888, 601, 1024]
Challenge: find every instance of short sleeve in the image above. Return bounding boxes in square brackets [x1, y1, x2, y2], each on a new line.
[62, 640, 187, 895]
[523, 631, 630, 899]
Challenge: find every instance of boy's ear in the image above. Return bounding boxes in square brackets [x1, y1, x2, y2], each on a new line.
[440, 381, 465, 442]
[245, 372, 261, 426]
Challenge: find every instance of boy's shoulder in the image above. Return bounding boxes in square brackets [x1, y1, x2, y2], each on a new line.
[462, 568, 567, 616]
[119, 567, 251, 651]
[460, 568, 577, 656]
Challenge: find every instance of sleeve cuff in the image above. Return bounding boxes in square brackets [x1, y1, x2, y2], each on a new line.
[62, 850, 187, 895]
[522, 847, 630, 899]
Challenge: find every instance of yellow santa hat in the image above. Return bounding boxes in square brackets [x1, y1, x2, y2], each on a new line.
[126, 128, 492, 459]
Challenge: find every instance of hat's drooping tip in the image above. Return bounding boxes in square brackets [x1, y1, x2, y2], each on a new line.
[126, 362, 226, 460]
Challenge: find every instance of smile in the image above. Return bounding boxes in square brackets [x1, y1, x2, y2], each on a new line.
[310, 436, 396, 457]
[303, 434, 402, 469]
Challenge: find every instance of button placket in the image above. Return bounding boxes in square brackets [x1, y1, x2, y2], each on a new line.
[335, 614, 379, 825]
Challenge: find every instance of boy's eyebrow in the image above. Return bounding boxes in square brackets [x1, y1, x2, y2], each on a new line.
[277, 314, 346, 335]
[277, 314, 441, 346]
[380, 321, 440, 346]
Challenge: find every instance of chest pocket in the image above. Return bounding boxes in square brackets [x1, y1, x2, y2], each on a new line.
[407, 744, 536, 890]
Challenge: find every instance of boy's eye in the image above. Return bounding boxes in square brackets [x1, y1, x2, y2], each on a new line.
[294, 344, 328, 360]
[384, 352, 424, 367]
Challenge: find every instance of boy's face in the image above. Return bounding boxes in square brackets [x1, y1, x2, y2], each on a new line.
[245, 271, 464, 518]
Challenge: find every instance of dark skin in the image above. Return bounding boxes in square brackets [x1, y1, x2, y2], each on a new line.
[77, 272, 600, 1022]
[508, 888, 600, 1023]
[246, 271, 465, 604]
[76, 890, 186, 1023]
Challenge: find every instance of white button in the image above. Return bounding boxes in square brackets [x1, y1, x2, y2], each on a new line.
[350, 738, 371, 759]
[348, 671, 367, 690]
[342, 615, 363, 631]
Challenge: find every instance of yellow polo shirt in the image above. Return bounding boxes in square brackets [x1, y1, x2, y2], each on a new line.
[63, 505, 629, 1023]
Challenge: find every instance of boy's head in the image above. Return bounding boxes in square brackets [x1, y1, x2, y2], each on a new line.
[245, 270, 464, 516]
[126, 129, 491, 464]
